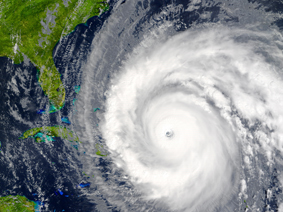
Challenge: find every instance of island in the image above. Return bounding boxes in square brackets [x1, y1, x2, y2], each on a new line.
[19, 126, 80, 143]
[0, 195, 39, 212]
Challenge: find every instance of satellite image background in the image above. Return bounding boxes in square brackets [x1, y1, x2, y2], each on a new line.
[1, 0, 283, 211]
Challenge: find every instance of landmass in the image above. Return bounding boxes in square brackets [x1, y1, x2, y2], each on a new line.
[0, 0, 109, 112]
[19, 126, 80, 143]
[95, 143, 107, 156]
[20, 127, 108, 156]
[0, 195, 38, 212]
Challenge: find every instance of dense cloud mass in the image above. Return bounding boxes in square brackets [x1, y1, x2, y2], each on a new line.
[74, 1, 283, 211]
[100, 27, 283, 211]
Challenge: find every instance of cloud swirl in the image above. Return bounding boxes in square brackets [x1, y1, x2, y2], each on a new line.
[100, 27, 283, 211]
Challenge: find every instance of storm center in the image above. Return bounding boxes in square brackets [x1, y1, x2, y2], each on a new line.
[165, 130, 174, 138]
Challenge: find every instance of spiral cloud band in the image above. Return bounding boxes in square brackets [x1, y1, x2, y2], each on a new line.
[100, 26, 283, 211]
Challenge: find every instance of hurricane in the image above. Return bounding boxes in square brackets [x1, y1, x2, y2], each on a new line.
[102, 27, 244, 211]
[73, 0, 283, 211]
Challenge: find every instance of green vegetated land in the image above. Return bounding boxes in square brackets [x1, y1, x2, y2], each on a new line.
[19, 125, 80, 143]
[0, 195, 36, 212]
[0, 0, 109, 112]
[95, 143, 107, 156]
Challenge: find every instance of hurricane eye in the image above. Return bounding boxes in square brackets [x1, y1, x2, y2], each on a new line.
[165, 130, 173, 138]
